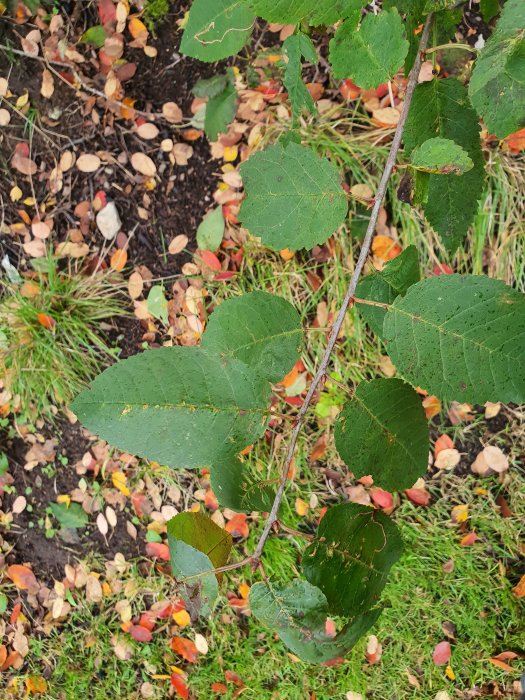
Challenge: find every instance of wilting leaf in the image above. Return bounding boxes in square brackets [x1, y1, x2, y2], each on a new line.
[201, 290, 302, 383]
[335, 379, 428, 491]
[303, 503, 403, 617]
[383, 275, 525, 403]
[249, 579, 382, 663]
[469, 0, 525, 138]
[180, 0, 255, 62]
[329, 9, 409, 88]
[71, 347, 271, 468]
[239, 142, 347, 251]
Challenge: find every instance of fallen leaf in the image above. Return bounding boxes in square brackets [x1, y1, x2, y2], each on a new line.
[145, 542, 170, 561]
[451, 504, 469, 523]
[173, 610, 191, 628]
[131, 152, 157, 177]
[460, 532, 478, 546]
[488, 657, 515, 672]
[171, 637, 198, 663]
[404, 488, 430, 506]
[130, 625, 152, 643]
[7, 564, 37, 591]
[432, 641, 451, 666]
[225, 513, 249, 538]
[512, 573, 525, 597]
[435, 448, 460, 470]
[169, 234, 189, 255]
[96, 202, 122, 240]
[170, 673, 189, 699]
[434, 434, 454, 458]
[422, 395, 441, 419]
[163, 101, 183, 124]
[110, 249, 128, 271]
[309, 433, 328, 462]
[372, 235, 401, 261]
[194, 633, 209, 654]
[112, 471, 130, 496]
[41, 69, 54, 98]
[295, 498, 309, 517]
[200, 250, 222, 272]
[472, 445, 508, 476]
[370, 487, 393, 510]
[365, 634, 382, 664]
[76, 154, 101, 173]
[136, 122, 159, 140]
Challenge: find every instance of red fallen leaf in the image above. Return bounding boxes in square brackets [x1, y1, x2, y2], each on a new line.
[495, 494, 512, 518]
[225, 513, 249, 538]
[405, 488, 431, 506]
[10, 602, 22, 625]
[98, 0, 116, 25]
[222, 201, 240, 225]
[309, 433, 328, 462]
[492, 651, 518, 661]
[224, 670, 244, 686]
[115, 61, 137, 82]
[211, 682, 228, 694]
[0, 650, 21, 672]
[171, 636, 198, 663]
[370, 487, 394, 510]
[375, 82, 391, 98]
[460, 532, 478, 546]
[7, 564, 38, 591]
[322, 656, 344, 667]
[129, 624, 152, 643]
[139, 611, 156, 631]
[357, 475, 374, 487]
[214, 271, 236, 281]
[0, 645, 6, 668]
[283, 396, 304, 407]
[340, 79, 360, 100]
[131, 491, 147, 517]
[228, 596, 249, 610]
[325, 618, 336, 638]
[156, 601, 174, 619]
[432, 640, 451, 666]
[37, 313, 56, 330]
[434, 434, 454, 459]
[200, 250, 222, 271]
[171, 674, 189, 699]
[93, 190, 107, 209]
[255, 81, 280, 98]
[204, 488, 219, 511]
[432, 262, 454, 276]
[145, 542, 170, 561]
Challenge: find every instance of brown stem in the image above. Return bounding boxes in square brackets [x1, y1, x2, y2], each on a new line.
[352, 296, 391, 309]
[251, 13, 434, 564]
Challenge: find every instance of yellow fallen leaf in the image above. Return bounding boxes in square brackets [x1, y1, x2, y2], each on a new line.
[295, 498, 309, 517]
[112, 471, 130, 496]
[445, 664, 455, 680]
[110, 249, 128, 272]
[223, 145, 238, 162]
[451, 504, 468, 523]
[173, 610, 191, 628]
[57, 494, 71, 507]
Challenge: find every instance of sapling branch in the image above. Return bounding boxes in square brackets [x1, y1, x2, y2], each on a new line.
[251, 12, 434, 565]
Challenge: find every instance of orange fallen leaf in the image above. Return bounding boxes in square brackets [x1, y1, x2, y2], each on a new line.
[372, 235, 401, 261]
[434, 434, 454, 458]
[225, 513, 249, 538]
[37, 313, 56, 330]
[309, 433, 328, 462]
[504, 127, 525, 153]
[340, 79, 361, 100]
[512, 573, 525, 598]
[488, 657, 515, 672]
[279, 248, 295, 261]
[422, 395, 441, 419]
[211, 682, 228, 694]
[171, 673, 189, 699]
[25, 675, 47, 694]
[128, 17, 148, 41]
[200, 250, 222, 271]
[171, 636, 198, 663]
[460, 532, 478, 546]
[145, 542, 170, 561]
[173, 610, 191, 628]
[110, 249, 127, 271]
[7, 564, 37, 590]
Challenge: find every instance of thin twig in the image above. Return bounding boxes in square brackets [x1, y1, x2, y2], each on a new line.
[352, 296, 391, 309]
[251, 13, 434, 564]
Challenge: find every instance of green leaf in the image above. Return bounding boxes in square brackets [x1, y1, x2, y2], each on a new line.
[49, 502, 88, 529]
[249, 580, 382, 663]
[383, 274, 525, 403]
[329, 9, 409, 88]
[169, 539, 219, 618]
[147, 285, 168, 324]
[239, 142, 348, 251]
[205, 81, 238, 141]
[469, 0, 525, 138]
[70, 347, 271, 468]
[335, 378, 429, 491]
[80, 25, 107, 48]
[281, 33, 317, 127]
[196, 207, 225, 251]
[210, 456, 276, 513]
[201, 291, 303, 383]
[167, 512, 232, 570]
[479, 0, 500, 22]
[193, 74, 231, 99]
[303, 503, 403, 617]
[384, 0, 426, 74]
[410, 137, 474, 175]
[355, 245, 419, 337]
[180, 0, 255, 62]
[243, 0, 366, 25]
[404, 78, 484, 252]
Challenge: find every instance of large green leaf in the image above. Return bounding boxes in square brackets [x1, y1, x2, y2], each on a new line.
[329, 9, 409, 88]
[383, 274, 525, 403]
[355, 246, 419, 337]
[180, 0, 255, 62]
[205, 82, 238, 142]
[335, 378, 429, 491]
[70, 347, 271, 468]
[243, 0, 366, 25]
[239, 142, 348, 251]
[410, 137, 474, 175]
[404, 79, 484, 252]
[303, 503, 403, 617]
[167, 512, 232, 570]
[210, 456, 276, 512]
[201, 291, 302, 383]
[469, 0, 525, 138]
[249, 579, 382, 663]
[281, 33, 317, 127]
[168, 539, 219, 618]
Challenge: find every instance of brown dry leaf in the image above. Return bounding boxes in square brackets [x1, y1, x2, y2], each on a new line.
[0, 108, 10, 126]
[484, 401, 501, 419]
[7, 564, 38, 591]
[418, 60, 434, 83]
[172, 143, 193, 166]
[76, 154, 101, 173]
[512, 573, 525, 598]
[471, 445, 508, 476]
[23, 239, 46, 258]
[12, 495, 27, 514]
[41, 69, 54, 98]
[85, 575, 103, 603]
[405, 670, 421, 690]
[55, 241, 89, 258]
[435, 448, 460, 470]
[31, 220, 51, 239]
[162, 101, 183, 124]
[168, 234, 188, 255]
[131, 152, 157, 177]
[309, 433, 328, 462]
[372, 107, 400, 127]
[11, 150, 37, 176]
[128, 271, 144, 299]
[136, 122, 159, 140]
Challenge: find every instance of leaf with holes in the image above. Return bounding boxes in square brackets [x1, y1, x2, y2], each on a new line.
[335, 379, 429, 491]
[303, 503, 403, 617]
[281, 33, 317, 127]
[383, 274, 525, 403]
[210, 456, 276, 513]
[201, 291, 302, 383]
[329, 9, 409, 88]
[355, 245, 419, 337]
[239, 142, 347, 251]
[469, 0, 525, 138]
[404, 79, 484, 252]
[70, 347, 271, 468]
[409, 137, 474, 175]
[180, 0, 255, 62]
[249, 579, 382, 663]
